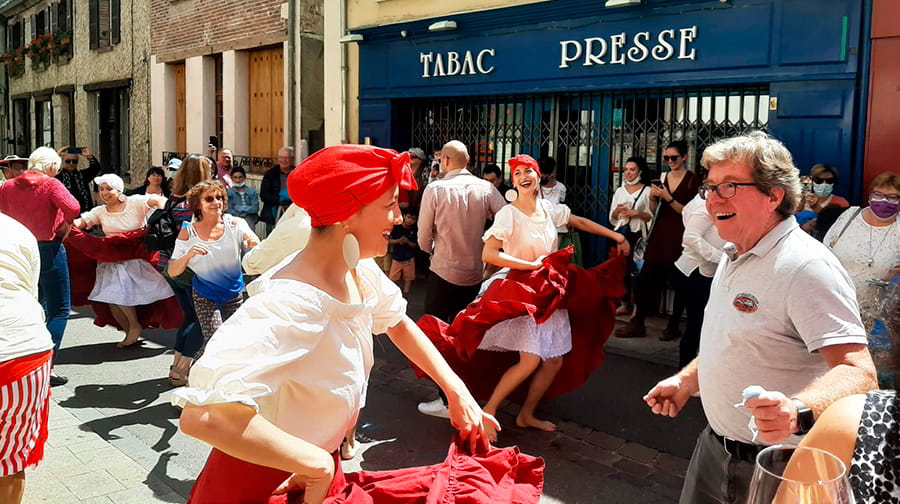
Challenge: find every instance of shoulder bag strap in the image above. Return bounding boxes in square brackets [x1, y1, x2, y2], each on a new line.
[631, 185, 647, 209]
[828, 207, 863, 249]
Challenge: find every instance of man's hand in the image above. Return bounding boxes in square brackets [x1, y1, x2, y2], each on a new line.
[55, 222, 72, 241]
[744, 391, 798, 444]
[57, 145, 70, 157]
[81, 147, 93, 159]
[644, 374, 694, 418]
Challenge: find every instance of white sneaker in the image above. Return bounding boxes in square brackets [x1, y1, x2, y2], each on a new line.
[417, 398, 450, 419]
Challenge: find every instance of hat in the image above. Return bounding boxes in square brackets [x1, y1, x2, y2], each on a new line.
[288, 145, 418, 227]
[166, 158, 182, 171]
[407, 148, 426, 161]
[94, 174, 125, 193]
[508, 154, 541, 176]
[0, 155, 28, 166]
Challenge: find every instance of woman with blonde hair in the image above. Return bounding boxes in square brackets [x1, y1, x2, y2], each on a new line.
[0, 147, 80, 386]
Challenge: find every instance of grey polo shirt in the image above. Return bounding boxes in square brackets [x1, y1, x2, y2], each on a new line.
[698, 217, 867, 444]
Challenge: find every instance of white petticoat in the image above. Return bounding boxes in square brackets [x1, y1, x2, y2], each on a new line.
[88, 259, 175, 306]
[477, 309, 572, 360]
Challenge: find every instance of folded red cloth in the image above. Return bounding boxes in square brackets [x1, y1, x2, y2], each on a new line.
[187, 437, 543, 504]
[415, 247, 625, 401]
[65, 227, 182, 330]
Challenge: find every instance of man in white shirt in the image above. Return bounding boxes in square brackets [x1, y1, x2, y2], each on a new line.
[643, 131, 876, 504]
[416, 140, 505, 419]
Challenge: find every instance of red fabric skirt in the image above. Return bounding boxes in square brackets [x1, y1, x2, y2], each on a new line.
[415, 247, 625, 401]
[0, 351, 52, 476]
[188, 439, 544, 504]
[65, 227, 183, 330]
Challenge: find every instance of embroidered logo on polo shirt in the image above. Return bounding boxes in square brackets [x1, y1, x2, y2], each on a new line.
[733, 293, 759, 313]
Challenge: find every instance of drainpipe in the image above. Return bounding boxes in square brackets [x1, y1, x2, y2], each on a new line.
[287, 0, 296, 160]
[340, 0, 348, 143]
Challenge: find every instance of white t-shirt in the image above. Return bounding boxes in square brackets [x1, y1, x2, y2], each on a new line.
[79, 195, 163, 235]
[541, 182, 568, 232]
[0, 213, 53, 363]
[823, 207, 900, 330]
[674, 195, 726, 278]
[699, 217, 868, 444]
[608, 184, 651, 235]
[483, 199, 571, 262]
[172, 258, 407, 453]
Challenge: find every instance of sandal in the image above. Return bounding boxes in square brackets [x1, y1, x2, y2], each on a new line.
[168, 365, 190, 387]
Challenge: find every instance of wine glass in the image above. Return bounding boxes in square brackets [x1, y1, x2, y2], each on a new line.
[746, 445, 855, 504]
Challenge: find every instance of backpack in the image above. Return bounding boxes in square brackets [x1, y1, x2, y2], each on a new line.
[145, 196, 184, 251]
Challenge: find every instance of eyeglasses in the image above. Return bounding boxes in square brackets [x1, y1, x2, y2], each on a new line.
[699, 182, 758, 200]
[203, 195, 225, 203]
[63, 159, 78, 164]
[871, 191, 900, 204]
[663, 155, 681, 162]
[812, 177, 835, 184]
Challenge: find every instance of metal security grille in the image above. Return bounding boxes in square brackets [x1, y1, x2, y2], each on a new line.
[400, 84, 769, 264]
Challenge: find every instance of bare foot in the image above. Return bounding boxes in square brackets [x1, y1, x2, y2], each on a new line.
[516, 413, 557, 433]
[615, 305, 631, 316]
[117, 329, 142, 348]
[341, 436, 359, 460]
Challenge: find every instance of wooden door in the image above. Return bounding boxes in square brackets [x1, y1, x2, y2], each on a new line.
[249, 46, 284, 160]
[173, 62, 186, 153]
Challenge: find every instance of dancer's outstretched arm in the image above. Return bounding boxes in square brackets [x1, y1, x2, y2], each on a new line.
[568, 215, 630, 255]
[386, 316, 500, 453]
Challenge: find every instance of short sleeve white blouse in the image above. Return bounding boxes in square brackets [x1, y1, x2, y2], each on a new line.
[608, 184, 651, 234]
[171, 258, 407, 453]
[79, 195, 162, 235]
[483, 199, 571, 262]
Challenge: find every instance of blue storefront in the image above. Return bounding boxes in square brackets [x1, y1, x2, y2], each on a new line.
[355, 0, 871, 264]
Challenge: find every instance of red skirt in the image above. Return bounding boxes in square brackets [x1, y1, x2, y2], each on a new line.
[0, 351, 52, 476]
[415, 247, 625, 401]
[65, 227, 183, 331]
[188, 439, 544, 504]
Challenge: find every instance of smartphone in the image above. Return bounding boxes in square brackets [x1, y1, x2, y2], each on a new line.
[650, 178, 662, 187]
[67, 146, 83, 155]
[208, 136, 219, 149]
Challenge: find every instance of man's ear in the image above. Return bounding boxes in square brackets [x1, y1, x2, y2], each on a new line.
[770, 186, 785, 209]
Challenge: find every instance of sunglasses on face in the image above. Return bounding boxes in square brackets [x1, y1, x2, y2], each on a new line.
[871, 191, 900, 204]
[63, 159, 78, 164]
[203, 195, 225, 203]
[663, 155, 681, 162]
[812, 177, 835, 184]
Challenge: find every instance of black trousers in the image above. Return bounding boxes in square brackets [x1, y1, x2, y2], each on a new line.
[678, 269, 714, 367]
[423, 271, 481, 324]
[634, 261, 685, 326]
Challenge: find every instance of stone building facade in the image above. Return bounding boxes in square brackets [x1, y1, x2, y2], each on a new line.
[1, 0, 152, 183]
[149, 0, 323, 173]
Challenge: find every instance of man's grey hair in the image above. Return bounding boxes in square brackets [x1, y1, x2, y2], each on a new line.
[28, 146, 61, 174]
[279, 146, 294, 157]
[700, 130, 801, 218]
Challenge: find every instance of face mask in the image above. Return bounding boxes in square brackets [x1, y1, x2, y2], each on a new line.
[624, 175, 642, 186]
[233, 182, 245, 188]
[812, 182, 833, 198]
[870, 199, 899, 220]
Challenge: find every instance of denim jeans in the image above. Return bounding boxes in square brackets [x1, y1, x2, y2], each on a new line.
[37, 240, 71, 357]
[166, 277, 204, 358]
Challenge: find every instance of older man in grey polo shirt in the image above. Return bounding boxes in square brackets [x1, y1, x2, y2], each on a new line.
[643, 131, 876, 504]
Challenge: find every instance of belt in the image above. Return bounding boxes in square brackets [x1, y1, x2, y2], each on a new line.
[710, 430, 763, 463]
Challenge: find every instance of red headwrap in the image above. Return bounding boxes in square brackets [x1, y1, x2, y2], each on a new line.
[288, 145, 419, 227]
[508, 154, 541, 176]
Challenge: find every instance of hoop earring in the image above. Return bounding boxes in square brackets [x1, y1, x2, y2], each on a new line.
[504, 188, 518, 203]
[342, 232, 360, 270]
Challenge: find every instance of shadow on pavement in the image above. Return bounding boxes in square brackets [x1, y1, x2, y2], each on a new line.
[149, 451, 196, 500]
[56, 341, 168, 365]
[83, 403, 181, 451]
[60, 377, 173, 410]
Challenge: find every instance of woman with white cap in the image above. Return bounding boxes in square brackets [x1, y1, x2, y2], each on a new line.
[73, 174, 174, 347]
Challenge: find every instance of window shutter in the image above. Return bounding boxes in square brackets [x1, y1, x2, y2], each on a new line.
[111, 0, 120, 45]
[89, 0, 98, 49]
[50, 4, 58, 34]
[30, 14, 35, 42]
[97, 0, 110, 47]
[66, 0, 73, 33]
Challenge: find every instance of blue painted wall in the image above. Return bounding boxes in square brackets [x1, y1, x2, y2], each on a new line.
[355, 0, 869, 200]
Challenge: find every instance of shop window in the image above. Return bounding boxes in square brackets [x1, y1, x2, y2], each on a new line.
[89, 0, 121, 51]
[35, 99, 53, 147]
[58, 92, 76, 147]
[12, 99, 31, 156]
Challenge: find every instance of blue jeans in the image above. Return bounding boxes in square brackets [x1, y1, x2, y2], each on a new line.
[37, 241, 71, 358]
[166, 277, 204, 358]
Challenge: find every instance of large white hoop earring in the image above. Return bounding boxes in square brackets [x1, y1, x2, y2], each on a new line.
[342, 232, 360, 270]
[504, 188, 518, 202]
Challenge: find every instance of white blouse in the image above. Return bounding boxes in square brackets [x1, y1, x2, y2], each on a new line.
[79, 195, 163, 235]
[171, 258, 407, 453]
[483, 199, 571, 261]
[608, 184, 651, 235]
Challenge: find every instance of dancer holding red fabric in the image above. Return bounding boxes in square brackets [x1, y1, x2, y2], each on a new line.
[173, 145, 543, 504]
[472, 154, 629, 439]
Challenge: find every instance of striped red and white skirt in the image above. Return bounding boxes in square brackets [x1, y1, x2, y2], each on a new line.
[0, 350, 52, 476]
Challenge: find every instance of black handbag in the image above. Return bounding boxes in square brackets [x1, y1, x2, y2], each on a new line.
[145, 196, 184, 251]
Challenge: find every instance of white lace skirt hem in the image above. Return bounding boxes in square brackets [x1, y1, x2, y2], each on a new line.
[477, 309, 572, 360]
[88, 259, 175, 306]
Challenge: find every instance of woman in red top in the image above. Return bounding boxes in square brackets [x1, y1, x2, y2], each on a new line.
[0, 147, 80, 386]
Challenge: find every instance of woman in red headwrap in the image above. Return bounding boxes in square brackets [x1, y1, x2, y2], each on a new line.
[172, 145, 543, 504]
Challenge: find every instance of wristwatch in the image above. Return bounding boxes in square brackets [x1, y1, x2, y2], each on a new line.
[791, 399, 815, 435]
